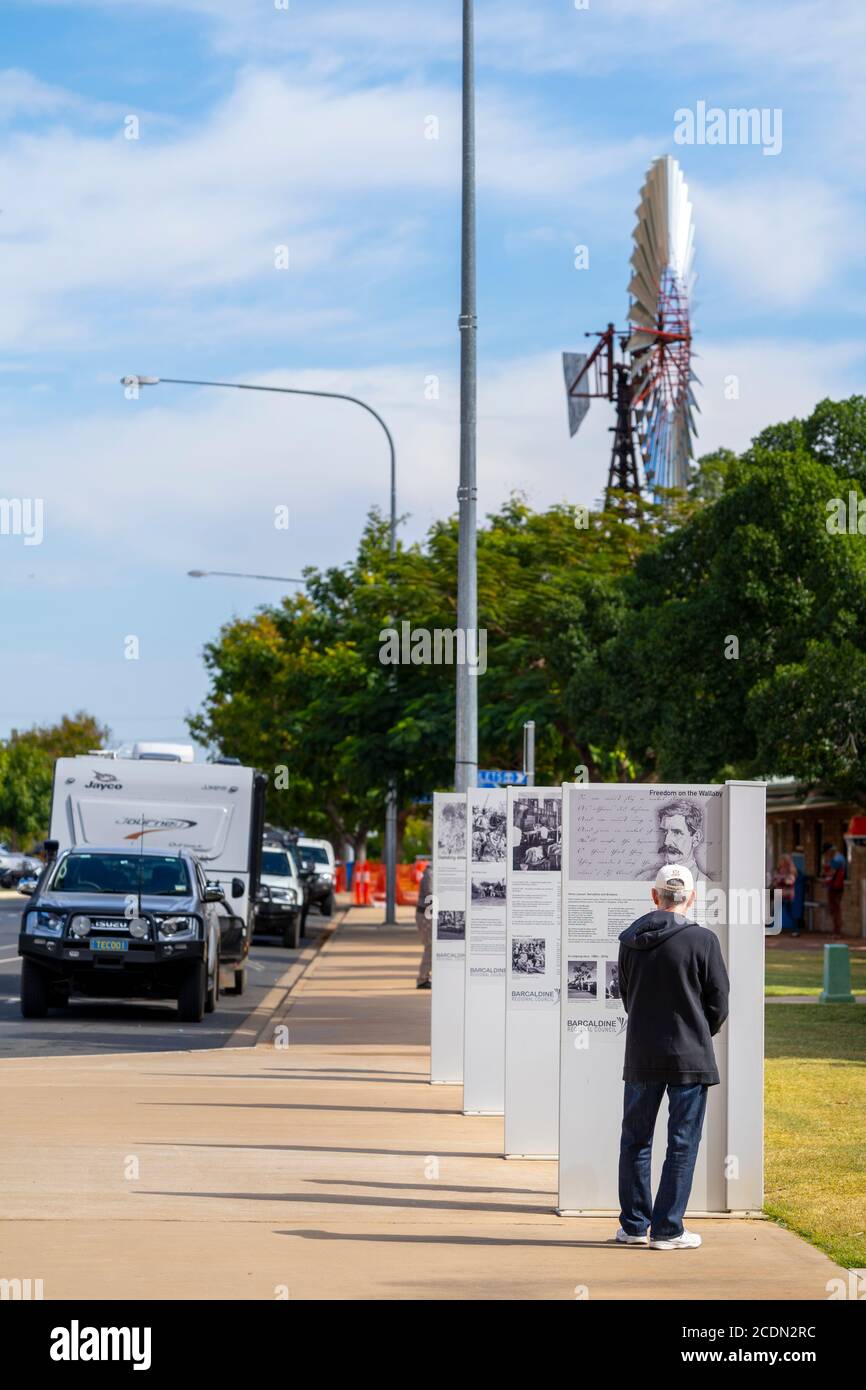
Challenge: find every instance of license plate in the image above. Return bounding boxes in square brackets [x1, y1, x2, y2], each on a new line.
[91, 938, 129, 953]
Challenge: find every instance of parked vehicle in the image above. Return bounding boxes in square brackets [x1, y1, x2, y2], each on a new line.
[48, 755, 266, 996]
[17, 846, 221, 1021]
[254, 842, 306, 949]
[297, 837, 336, 917]
[0, 844, 42, 890]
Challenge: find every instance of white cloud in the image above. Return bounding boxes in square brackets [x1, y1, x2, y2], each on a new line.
[0, 68, 83, 121]
[694, 177, 860, 311]
[691, 338, 866, 451]
[0, 65, 649, 352]
[5, 338, 862, 579]
[27, 0, 866, 87]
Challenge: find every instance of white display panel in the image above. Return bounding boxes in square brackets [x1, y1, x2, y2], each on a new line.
[557, 781, 764, 1213]
[724, 781, 766, 1212]
[504, 786, 562, 1157]
[463, 788, 508, 1114]
[431, 792, 467, 1085]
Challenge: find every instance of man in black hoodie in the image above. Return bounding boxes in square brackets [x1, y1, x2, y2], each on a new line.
[616, 863, 729, 1251]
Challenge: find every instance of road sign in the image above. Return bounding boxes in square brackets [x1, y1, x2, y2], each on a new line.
[477, 769, 527, 788]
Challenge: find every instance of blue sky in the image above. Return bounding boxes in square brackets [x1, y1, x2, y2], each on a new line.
[1, 0, 865, 747]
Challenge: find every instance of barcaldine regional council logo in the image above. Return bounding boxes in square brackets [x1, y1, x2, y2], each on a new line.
[567, 1016, 627, 1037]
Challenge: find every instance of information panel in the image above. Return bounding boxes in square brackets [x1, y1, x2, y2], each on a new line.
[557, 781, 765, 1213]
[504, 785, 562, 1157]
[463, 788, 508, 1114]
[431, 792, 467, 1085]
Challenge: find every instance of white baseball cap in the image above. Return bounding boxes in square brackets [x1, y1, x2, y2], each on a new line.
[654, 863, 695, 898]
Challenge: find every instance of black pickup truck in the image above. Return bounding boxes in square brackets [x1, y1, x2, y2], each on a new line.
[17, 845, 223, 1022]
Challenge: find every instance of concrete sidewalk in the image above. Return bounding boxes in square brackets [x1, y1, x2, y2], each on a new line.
[0, 908, 846, 1300]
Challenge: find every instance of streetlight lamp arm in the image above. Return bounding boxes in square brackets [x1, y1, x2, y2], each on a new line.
[156, 377, 397, 557]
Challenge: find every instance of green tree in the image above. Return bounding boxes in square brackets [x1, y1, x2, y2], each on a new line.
[0, 744, 55, 847]
[803, 396, 866, 486]
[189, 514, 453, 859]
[190, 395, 866, 815]
[688, 448, 737, 504]
[188, 494, 674, 848]
[574, 441, 866, 793]
[0, 712, 110, 845]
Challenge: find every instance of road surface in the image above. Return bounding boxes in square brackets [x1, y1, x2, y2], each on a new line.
[0, 894, 325, 1058]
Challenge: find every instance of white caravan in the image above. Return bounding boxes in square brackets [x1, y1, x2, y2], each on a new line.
[131, 742, 195, 763]
[49, 756, 267, 993]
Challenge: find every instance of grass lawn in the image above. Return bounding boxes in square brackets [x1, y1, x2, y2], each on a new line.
[765, 1004, 866, 1269]
[766, 949, 866, 996]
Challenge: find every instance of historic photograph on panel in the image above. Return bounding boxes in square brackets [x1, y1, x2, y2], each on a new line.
[511, 937, 546, 974]
[512, 795, 562, 871]
[567, 787, 723, 882]
[470, 801, 507, 862]
[605, 959, 622, 1004]
[436, 800, 466, 859]
[567, 958, 598, 1000]
[436, 909, 465, 941]
[471, 871, 506, 901]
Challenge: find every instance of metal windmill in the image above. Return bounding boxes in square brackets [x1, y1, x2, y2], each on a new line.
[563, 155, 699, 499]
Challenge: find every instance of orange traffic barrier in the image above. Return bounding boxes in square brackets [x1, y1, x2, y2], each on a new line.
[341, 860, 430, 908]
[352, 864, 373, 905]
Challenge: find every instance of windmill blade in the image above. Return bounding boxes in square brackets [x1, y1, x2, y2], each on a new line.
[627, 154, 697, 493]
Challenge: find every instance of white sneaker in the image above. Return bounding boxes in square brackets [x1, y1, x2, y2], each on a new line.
[649, 1229, 702, 1250]
[615, 1228, 649, 1245]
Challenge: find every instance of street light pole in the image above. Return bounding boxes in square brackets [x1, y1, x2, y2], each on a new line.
[523, 720, 536, 788]
[123, 372, 399, 925]
[454, 0, 478, 795]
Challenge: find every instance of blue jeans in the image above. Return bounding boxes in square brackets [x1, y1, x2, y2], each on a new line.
[618, 1081, 708, 1241]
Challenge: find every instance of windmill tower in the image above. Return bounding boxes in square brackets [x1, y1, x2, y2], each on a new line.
[563, 155, 699, 499]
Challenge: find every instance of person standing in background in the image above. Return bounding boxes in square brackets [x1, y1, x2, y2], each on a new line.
[415, 861, 433, 989]
[772, 854, 799, 935]
[822, 842, 847, 937]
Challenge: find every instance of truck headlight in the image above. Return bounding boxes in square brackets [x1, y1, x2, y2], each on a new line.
[25, 910, 64, 937]
[153, 915, 198, 941]
[270, 887, 298, 905]
[69, 914, 92, 938]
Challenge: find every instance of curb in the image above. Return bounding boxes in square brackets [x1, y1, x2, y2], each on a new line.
[253, 903, 355, 1041]
[234, 907, 347, 1048]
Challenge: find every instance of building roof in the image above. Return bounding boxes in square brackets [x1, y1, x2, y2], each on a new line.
[765, 780, 861, 813]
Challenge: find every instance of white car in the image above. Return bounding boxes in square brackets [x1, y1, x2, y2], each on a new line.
[255, 843, 306, 949]
[297, 838, 336, 918]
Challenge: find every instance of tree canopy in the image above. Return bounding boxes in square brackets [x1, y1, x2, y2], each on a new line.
[189, 395, 866, 846]
[0, 712, 110, 845]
